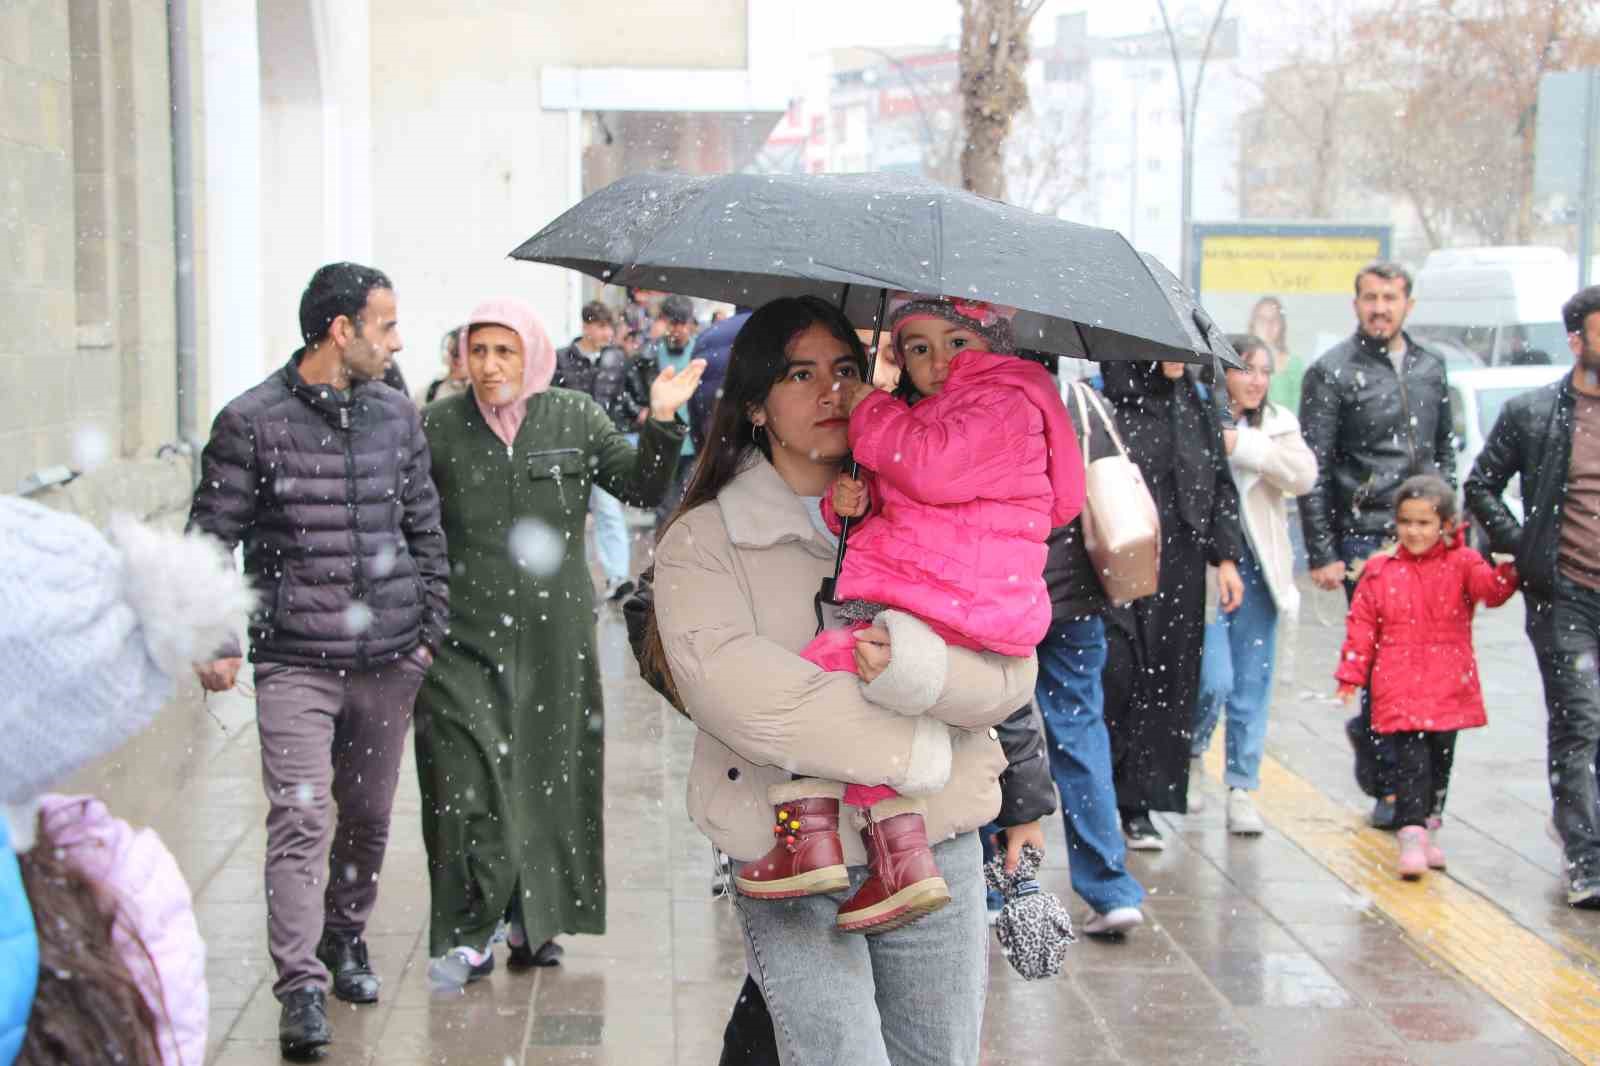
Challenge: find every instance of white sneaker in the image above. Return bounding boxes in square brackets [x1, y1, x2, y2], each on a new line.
[1082, 906, 1144, 938]
[1226, 788, 1264, 836]
[427, 945, 494, 989]
[1186, 757, 1206, 813]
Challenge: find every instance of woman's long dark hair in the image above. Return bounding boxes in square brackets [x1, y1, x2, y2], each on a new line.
[641, 296, 869, 698]
[18, 817, 165, 1066]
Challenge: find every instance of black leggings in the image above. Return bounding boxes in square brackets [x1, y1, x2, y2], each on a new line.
[1389, 730, 1458, 830]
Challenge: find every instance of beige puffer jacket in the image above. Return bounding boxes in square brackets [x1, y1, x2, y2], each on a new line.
[655, 456, 1038, 864]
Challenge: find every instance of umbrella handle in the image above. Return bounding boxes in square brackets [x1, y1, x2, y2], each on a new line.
[831, 287, 891, 583]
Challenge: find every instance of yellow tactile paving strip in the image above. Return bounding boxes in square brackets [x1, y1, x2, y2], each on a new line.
[1205, 746, 1600, 1063]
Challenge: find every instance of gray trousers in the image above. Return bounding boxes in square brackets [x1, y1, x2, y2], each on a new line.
[732, 832, 988, 1066]
[255, 658, 423, 999]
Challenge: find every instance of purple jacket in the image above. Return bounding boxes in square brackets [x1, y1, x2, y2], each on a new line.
[38, 795, 206, 1066]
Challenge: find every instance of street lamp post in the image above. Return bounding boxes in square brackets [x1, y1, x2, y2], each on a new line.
[1156, 0, 1231, 287]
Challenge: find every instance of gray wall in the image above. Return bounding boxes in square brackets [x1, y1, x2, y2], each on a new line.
[1, 0, 206, 523]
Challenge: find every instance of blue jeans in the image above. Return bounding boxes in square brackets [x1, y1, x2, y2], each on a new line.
[1034, 616, 1145, 914]
[733, 833, 987, 1066]
[1191, 549, 1278, 790]
[589, 484, 630, 584]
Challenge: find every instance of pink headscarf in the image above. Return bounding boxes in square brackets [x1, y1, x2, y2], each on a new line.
[460, 298, 557, 447]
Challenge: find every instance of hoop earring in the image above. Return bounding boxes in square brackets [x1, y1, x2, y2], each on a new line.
[751, 423, 767, 445]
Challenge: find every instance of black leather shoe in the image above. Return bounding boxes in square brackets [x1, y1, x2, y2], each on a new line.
[316, 932, 380, 1004]
[278, 986, 331, 1061]
[507, 937, 564, 971]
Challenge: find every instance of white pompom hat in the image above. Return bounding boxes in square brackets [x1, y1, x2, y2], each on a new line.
[0, 496, 255, 837]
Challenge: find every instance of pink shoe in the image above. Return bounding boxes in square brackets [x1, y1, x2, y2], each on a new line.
[1397, 826, 1429, 880]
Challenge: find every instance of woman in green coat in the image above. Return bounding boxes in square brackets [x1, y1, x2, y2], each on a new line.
[418, 297, 701, 986]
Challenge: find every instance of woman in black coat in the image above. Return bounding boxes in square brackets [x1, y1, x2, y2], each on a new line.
[1098, 361, 1244, 849]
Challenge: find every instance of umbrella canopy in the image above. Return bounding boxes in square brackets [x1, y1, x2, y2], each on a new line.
[512, 171, 1222, 365]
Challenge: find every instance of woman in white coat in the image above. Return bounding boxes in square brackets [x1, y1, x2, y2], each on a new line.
[1190, 335, 1318, 833]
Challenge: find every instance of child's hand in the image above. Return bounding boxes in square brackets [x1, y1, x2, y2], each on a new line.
[832, 476, 869, 518]
[835, 377, 876, 415]
[1336, 683, 1359, 704]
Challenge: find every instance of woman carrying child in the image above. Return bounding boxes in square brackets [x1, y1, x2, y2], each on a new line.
[1335, 474, 1518, 878]
[729, 293, 1083, 935]
[652, 296, 1039, 1065]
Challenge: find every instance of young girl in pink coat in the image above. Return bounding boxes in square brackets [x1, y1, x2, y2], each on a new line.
[1335, 474, 1518, 880]
[734, 293, 1084, 935]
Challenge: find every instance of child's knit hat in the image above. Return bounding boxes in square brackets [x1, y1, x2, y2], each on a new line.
[885, 291, 1018, 362]
[0, 496, 254, 821]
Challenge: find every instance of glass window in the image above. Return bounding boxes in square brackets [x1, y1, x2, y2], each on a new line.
[1495, 321, 1572, 366]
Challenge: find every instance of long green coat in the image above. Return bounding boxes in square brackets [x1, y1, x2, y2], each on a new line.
[417, 388, 684, 955]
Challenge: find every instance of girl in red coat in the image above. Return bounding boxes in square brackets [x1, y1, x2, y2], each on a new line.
[1335, 474, 1518, 879]
[733, 293, 1084, 936]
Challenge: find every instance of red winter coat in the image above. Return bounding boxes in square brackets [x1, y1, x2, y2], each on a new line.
[1334, 528, 1518, 734]
[823, 350, 1085, 656]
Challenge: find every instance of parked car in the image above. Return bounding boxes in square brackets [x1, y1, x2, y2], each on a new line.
[1448, 364, 1568, 550]
[1410, 246, 1575, 368]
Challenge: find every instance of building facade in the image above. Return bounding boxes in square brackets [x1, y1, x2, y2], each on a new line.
[5, 0, 790, 510]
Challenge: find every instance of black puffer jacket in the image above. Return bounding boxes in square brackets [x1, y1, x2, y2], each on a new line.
[1465, 374, 1575, 621]
[1298, 331, 1454, 568]
[187, 352, 450, 668]
[618, 350, 657, 429]
[553, 340, 631, 431]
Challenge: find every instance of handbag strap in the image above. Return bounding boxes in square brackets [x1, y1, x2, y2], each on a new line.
[1071, 381, 1133, 461]
[1070, 381, 1093, 472]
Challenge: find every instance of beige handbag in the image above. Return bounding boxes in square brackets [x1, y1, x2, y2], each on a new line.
[1071, 382, 1161, 605]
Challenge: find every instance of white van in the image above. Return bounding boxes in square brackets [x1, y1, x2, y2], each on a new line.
[1408, 246, 1575, 368]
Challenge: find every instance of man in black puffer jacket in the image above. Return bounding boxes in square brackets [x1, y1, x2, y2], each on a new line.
[1467, 285, 1600, 908]
[187, 262, 449, 1060]
[1299, 261, 1454, 827]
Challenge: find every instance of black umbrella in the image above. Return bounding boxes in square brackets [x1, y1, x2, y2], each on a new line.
[511, 170, 1225, 365]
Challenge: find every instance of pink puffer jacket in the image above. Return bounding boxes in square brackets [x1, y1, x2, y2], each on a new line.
[37, 795, 207, 1066]
[827, 350, 1085, 656]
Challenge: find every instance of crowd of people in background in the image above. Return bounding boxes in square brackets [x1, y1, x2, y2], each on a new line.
[7, 255, 1600, 1066]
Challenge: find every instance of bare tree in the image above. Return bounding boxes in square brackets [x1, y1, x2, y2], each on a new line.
[1354, 0, 1600, 248]
[958, 0, 1047, 199]
[1005, 97, 1094, 217]
[1236, 0, 1365, 220]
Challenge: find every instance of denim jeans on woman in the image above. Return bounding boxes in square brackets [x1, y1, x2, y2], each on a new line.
[1192, 547, 1278, 790]
[1034, 616, 1145, 914]
[733, 833, 987, 1066]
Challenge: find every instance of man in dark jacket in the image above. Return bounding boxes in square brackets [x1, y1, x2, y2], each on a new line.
[622, 294, 700, 531]
[1467, 285, 1600, 907]
[1299, 261, 1454, 828]
[554, 301, 635, 599]
[188, 262, 449, 1059]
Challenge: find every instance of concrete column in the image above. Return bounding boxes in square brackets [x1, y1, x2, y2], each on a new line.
[202, 0, 264, 418]
[316, 0, 372, 262]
